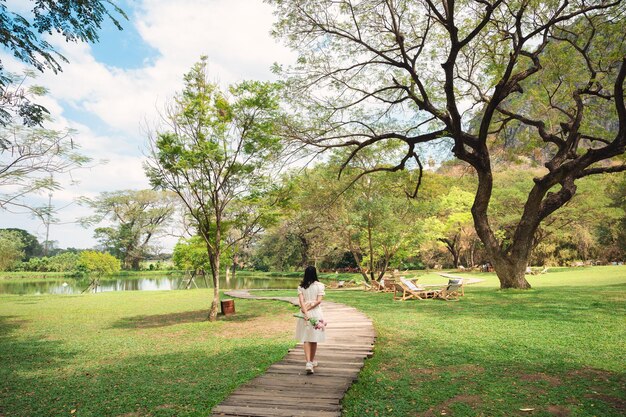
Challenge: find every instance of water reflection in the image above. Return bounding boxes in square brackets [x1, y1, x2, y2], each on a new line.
[0, 274, 310, 295]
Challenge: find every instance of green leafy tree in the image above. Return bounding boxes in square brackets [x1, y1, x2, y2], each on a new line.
[80, 189, 177, 270]
[598, 172, 626, 260]
[0, 0, 126, 126]
[0, 228, 42, 259]
[46, 252, 79, 272]
[0, 229, 25, 270]
[146, 58, 284, 321]
[77, 250, 120, 292]
[172, 236, 210, 272]
[271, 0, 626, 289]
[423, 187, 475, 268]
[77, 250, 120, 276]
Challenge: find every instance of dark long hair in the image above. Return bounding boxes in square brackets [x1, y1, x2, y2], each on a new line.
[299, 265, 318, 289]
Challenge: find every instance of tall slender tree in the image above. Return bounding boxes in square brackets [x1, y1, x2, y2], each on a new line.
[146, 58, 283, 320]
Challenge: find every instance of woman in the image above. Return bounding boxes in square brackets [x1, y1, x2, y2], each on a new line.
[295, 265, 326, 374]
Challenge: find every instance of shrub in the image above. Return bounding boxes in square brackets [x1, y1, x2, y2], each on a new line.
[76, 251, 121, 276]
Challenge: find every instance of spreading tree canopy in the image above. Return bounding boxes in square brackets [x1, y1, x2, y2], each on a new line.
[271, 0, 626, 288]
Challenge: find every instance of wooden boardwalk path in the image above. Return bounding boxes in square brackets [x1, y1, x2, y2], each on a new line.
[210, 290, 376, 417]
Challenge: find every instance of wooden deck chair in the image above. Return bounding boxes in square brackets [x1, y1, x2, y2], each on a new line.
[394, 278, 431, 300]
[368, 278, 386, 292]
[383, 278, 396, 292]
[434, 278, 463, 301]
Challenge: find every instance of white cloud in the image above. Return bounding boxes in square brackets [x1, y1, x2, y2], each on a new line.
[0, 0, 295, 249]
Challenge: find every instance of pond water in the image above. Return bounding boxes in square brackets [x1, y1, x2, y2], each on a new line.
[0, 274, 315, 295]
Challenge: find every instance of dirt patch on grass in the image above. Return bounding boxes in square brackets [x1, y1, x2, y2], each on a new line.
[566, 367, 616, 382]
[420, 394, 483, 416]
[546, 405, 570, 416]
[155, 404, 176, 410]
[455, 364, 485, 374]
[217, 313, 293, 339]
[584, 393, 626, 413]
[520, 372, 562, 387]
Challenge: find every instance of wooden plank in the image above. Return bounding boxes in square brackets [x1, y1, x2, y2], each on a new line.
[213, 289, 376, 417]
[212, 405, 341, 417]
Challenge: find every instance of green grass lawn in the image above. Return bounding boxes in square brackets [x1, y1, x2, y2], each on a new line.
[0, 290, 296, 417]
[1, 266, 625, 416]
[258, 266, 626, 417]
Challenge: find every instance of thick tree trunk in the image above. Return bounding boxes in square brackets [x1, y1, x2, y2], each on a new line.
[491, 256, 532, 289]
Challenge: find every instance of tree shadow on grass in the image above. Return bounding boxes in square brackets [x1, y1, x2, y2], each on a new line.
[1, 340, 293, 417]
[0, 315, 76, 373]
[0, 315, 79, 417]
[110, 309, 211, 329]
[110, 309, 263, 329]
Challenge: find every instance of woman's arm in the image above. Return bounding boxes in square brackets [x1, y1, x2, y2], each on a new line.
[305, 294, 324, 310]
[298, 293, 309, 319]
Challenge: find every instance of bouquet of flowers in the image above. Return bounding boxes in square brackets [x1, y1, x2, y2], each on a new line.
[294, 313, 327, 330]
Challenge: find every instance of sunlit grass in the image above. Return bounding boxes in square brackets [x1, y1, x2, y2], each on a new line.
[2, 266, 625, 416]
[0, 290, 296, 417]
[257, 266, 626, 417]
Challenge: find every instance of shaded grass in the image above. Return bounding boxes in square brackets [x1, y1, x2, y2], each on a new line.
[257, 267, 626, 416]
[0, 290, 297, 417]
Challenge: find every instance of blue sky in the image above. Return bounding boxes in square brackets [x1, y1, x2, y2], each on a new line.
[0, 0, 294, 250]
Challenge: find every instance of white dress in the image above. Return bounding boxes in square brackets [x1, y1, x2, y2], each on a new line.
[295, 281, 326, 343]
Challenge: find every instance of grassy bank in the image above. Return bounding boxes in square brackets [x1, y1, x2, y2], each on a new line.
[0, 269, 185, 282]
[258, 266, 626, 416]
[0, 290, 296, 417]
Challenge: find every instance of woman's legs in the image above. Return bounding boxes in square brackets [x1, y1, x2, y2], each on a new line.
[303, 342, 318, 363]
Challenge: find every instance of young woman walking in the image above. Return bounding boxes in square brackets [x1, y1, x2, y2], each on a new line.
[295, 265, 326, 374]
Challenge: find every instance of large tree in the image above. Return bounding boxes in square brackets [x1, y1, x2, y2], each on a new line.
[0, 228, 43, 259]
[0, 0, 126, 126]
[80, 189, 177, 269]
[146, 58, 284, 321]
[271, 0, 626, 288]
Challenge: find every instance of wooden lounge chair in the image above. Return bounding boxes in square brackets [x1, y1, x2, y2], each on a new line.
[383, 278, 396, 292]
[433, 278, 463, 301]
[394, 278, 434, 300]
[367, 278, 386, 292]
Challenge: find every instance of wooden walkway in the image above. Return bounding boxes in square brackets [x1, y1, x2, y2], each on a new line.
[210, 290, 376, 417]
